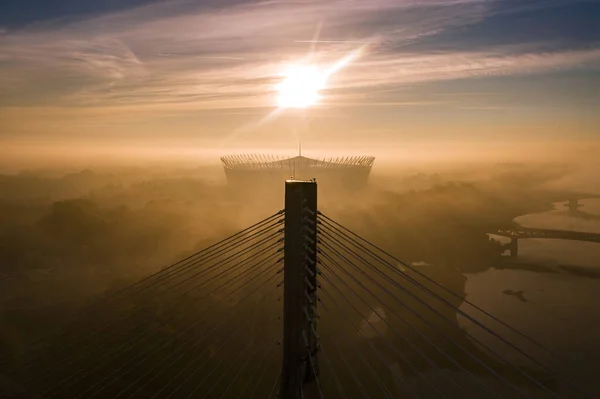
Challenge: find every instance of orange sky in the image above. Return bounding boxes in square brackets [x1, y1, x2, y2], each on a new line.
[0, 0, 599, 165]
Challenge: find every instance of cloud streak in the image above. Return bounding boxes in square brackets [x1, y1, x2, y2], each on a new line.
[337, 47, 600, 91]
[0, 0, 598, 111]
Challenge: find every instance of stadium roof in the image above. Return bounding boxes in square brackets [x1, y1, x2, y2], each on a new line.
[221, 155, 375, 171]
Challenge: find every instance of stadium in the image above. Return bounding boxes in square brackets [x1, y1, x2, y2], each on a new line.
[220, 154, 375, 188]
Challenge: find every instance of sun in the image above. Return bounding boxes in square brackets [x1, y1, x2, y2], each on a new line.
[276, 65, 327, 109]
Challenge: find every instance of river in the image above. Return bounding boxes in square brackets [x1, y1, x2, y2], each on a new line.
[459, 198, 600, 393]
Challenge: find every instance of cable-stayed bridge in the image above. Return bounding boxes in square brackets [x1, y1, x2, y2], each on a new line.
[0, 180, 597, 399]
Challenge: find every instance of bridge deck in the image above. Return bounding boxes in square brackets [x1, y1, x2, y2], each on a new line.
[495, 228, 600, 243]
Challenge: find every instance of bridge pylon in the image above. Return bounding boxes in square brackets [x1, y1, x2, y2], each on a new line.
[280, 179, 319, 399]
[567, 198, 582, 212]
[510, 237, 519, 260]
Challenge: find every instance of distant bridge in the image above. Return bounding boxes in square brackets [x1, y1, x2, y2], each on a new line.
[494, 228, 600, 259]
[495, 228, 600, 243]
[491, 196, 600, 259]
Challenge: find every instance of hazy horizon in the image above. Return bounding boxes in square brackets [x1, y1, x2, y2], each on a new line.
[1, 139, 599, 174]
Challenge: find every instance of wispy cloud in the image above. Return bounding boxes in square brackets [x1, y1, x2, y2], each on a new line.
[336, 47, 600, 90]
[0, 0, 598, 111]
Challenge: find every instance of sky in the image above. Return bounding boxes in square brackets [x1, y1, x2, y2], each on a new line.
[0, 0, 599, 163]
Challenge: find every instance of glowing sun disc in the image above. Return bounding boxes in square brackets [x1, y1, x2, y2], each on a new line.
[276, 65, 327, 109]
